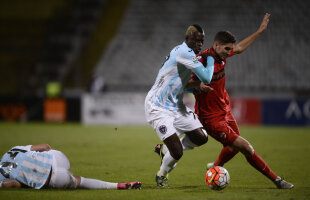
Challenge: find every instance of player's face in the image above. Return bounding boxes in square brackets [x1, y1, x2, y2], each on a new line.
[187, 32, 204, 54]
[214, 42, 233, 60]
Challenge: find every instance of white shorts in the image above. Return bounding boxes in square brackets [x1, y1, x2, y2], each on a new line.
[145, 101, 203, 141]
[47, 150, 78, 189]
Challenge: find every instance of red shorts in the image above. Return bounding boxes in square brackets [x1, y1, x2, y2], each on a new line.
[200, 111, 240, 146]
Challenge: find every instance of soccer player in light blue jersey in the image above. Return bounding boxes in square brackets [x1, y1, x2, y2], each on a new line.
[0, 144, 141, 189]
[145, 24, 215, 187]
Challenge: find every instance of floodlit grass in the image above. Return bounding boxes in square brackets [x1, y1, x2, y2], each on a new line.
[0, 123, 310, 200]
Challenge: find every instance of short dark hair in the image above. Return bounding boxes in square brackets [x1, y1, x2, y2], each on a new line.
[214, 31, 236, 44]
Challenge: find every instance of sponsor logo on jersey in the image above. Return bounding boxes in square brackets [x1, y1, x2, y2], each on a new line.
[192, 57, 199, 63]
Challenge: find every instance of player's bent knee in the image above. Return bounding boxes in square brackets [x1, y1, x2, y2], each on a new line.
[246, 143, 255, 156]
[238, 139, 254, 157]
[195, 128, 208, 146]
[195, 136, 208, 146]
[185, 128, 208, 146]
[170, 150, 183, 160]
[201, 128, 208, 144]
[242, 138, 254, 154]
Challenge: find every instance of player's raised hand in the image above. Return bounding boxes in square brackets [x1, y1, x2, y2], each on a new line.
[257, 13, 270, 34]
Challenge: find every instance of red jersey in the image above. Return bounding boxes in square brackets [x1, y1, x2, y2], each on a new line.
[193, 47, 234, 120]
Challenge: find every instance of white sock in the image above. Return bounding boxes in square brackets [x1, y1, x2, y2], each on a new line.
[161, 135, 197, 155]
[79, 177, 118, 189]
[157, 151, 178, 177]
[180, 135, 198, 151]
[162, 144, 168, 155]
[157, 135, 196, 177]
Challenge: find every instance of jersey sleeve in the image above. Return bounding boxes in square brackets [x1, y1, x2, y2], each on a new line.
[175, 48, 203, 70]
[175, 45, 214, 83]
[198, 53, 207, 66]
[10, 145, 32, 151]
[191, 56, 214, 84]
[191, 54, 206, 81]
[191, 52, 215, 83]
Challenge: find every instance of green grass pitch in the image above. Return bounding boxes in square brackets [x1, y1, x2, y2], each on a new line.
[0, 123, 310, 200]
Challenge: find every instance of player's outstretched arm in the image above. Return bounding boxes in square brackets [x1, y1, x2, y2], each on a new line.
[30, 144, 52, 152]
[191, 56, 215, 84]
[234, 13, 270, 54]
[0, 180, 22, 188]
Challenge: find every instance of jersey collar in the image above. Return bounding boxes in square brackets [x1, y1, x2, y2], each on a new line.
[210, 47, 224, 63]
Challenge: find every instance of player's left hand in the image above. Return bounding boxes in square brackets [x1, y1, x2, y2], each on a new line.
[200, 83, 213, 93]
[258, 13, 270, 33]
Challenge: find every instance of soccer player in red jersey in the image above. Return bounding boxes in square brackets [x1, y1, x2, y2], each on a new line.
[186, 13, 293, 189]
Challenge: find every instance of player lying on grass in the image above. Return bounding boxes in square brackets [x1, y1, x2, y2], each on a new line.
[0, 144, 141, 190]
[156, 13, 293, 189]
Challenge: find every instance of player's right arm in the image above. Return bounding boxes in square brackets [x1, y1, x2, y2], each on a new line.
[191, 55, 214, 84]
[176, 49, 214, 84]
[0, 180, 22, 188]
[233, 13, 270, 54]
[185, 51, 214, 92]
[30, 144, 52, 152]
[12, 144, 52, 152]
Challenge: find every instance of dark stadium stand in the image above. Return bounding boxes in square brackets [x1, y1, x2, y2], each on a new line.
[0, 0, 309, 98]
[0, 0, 106, 97]
[29, 0, 106, 97]
[0, 0, 66, 96]
[94, 0, 310, 97]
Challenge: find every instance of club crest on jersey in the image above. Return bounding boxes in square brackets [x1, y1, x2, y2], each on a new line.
[159, 125, 167, 134]
[192, 57, 199, 63]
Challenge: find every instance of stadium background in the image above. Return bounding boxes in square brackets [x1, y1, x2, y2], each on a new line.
[1, 1, 310, 199]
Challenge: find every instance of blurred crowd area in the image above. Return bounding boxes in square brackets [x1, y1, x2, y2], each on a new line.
[95, 0, 310, 98]
[0, 0, 309, 98]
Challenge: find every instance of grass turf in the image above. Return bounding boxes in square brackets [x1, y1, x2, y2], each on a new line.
[0, 123, 310, 200]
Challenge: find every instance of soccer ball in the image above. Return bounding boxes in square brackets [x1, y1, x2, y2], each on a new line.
[205, 166, 230, 190]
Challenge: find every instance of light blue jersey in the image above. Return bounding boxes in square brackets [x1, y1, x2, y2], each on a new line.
[146, 42, 214, 111]
[0, 146, 53, 189]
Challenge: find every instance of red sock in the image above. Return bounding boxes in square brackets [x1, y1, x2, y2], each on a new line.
[214, 146, 239, 166]
[246, 152, 277, 181]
